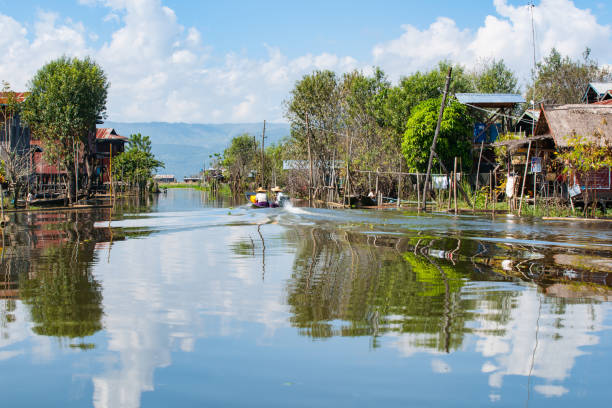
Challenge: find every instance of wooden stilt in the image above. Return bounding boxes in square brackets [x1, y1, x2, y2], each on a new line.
[453, 157, 458, 214]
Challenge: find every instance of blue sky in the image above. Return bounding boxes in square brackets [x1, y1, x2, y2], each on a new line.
[0, 0, 610, 122]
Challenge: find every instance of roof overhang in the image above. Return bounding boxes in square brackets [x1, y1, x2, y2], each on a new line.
[456, 93, 525, 108]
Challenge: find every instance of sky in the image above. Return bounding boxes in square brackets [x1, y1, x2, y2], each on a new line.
[0, 0, 611, 123]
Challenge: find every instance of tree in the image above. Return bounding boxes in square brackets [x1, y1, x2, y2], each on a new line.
[527, 48, 611, 105]
[221, 133, 258, 193]
[470, 58, 518, 94]
[112, 133, 164, 193]
[22, 56, 109, 203]
[402, 98, 472, 173]
[285, 70, 342, 199]
[382, 61, 473, 141]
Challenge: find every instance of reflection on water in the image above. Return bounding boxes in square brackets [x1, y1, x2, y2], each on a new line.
[0, 189, 611, 407]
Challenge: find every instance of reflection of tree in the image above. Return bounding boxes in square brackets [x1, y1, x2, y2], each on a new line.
[19, 241, 103, 339]
[284, 227, 518, 354]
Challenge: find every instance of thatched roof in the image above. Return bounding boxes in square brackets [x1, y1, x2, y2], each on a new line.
[535, 104, 612, 147]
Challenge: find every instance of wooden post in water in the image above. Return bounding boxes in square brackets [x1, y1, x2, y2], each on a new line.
[306, 114, 313, 206]
[447, 171, 452, 211]
[109, 144, 113, 199]
[518, 140, 532, 216]
[343, 131, 350, 208]
[453, 157, 458, 214]
[416, 173, 420, 210]
[397, 161, 402, 208]
[375, 168, 379, 200]
[422, 67, 452, 211]
[473, 139, 485, 212]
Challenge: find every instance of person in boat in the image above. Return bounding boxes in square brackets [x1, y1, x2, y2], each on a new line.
[271, 186, 288, 206]
[255, 187, 268, 205]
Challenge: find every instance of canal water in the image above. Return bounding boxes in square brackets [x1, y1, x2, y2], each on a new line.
[1, 189, 611, 407]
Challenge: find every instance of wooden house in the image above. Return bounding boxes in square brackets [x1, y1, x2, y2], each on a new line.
[582, 82, 612, 104]
[535, 104, 612, 201]
[494, 104, 612, 205]
[94, 128, 128, 184]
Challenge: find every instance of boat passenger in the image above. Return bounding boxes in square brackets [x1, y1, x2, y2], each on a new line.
[255, 187, 268, 204]
[272, 186, 288, 205]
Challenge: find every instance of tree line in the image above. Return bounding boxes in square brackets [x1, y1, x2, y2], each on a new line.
[220, 48, 610, 202]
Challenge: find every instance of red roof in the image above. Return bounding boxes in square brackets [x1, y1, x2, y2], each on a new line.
[0, 92, 29, 104]
[96, 128, 128, 141]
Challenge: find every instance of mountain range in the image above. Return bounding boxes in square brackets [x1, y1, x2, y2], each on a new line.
[103, 121, 291, 179]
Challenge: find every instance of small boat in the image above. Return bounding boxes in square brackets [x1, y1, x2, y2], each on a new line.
[246, 190, 270, 208]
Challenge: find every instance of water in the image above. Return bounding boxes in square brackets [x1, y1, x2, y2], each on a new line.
[1, 189, 611, 407]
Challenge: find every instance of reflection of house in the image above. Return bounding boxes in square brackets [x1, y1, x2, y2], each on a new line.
[581, 82, 612, 104]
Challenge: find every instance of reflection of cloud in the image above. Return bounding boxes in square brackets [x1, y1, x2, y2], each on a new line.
[91, 220, 292, 408]
[473, 288, 605, 400]
[389, 333, 445, 358]
[0, 350, 23, 360]
[431, 358, 451, 374]
[0, 301, 55, 363]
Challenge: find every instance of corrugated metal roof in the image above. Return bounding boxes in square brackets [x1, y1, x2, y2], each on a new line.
[96, 128, 128, 141]
[587, 82, 612, 95]
[456, 93, 525, 105]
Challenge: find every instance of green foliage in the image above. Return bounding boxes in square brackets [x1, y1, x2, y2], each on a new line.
[557, 134, 612, 174]
[23, 56, 108, 166]
[401, 98, 472, 172]
[113, 133, 164, 191]
[470, 58, 518, 94]
[383, 61, 473, 139]
[221, 133, 258, 191]
[526, 47, 611, 105]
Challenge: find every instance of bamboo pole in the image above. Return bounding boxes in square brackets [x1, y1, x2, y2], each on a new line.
[473, 139, 484, 212]
[306, 114, 313, 206]
[422, 67, 452, 211]
[416, 173, 420, 210]
[453, 157, 458, 214]
[261, 119, 266, 188]
[447, 172, 452, 211]
[109, 144, 113, 199]
[518, 140, 532, 216]
[397, 161, 402, 208]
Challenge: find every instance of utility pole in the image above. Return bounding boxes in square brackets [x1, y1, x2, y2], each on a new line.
[422, 67, 452, 211]
[261, 120, 266, 187]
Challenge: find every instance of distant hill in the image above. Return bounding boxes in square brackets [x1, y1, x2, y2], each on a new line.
[103, 122, 290, 179]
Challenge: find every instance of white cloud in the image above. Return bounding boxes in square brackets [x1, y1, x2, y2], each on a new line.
[534, 385, 569, 397]
[373, 0, 612, 84]
[0, 0, 610, 123]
